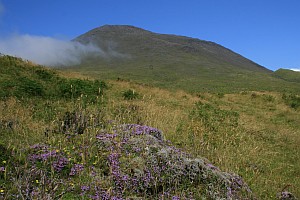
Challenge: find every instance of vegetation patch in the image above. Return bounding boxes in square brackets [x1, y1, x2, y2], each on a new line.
[122, 89, 140, 100]
[0, 55, 299, 199]
[1, 121, 253, 199]
[190, 102, 239, 132]
[282, 93, 300, 109]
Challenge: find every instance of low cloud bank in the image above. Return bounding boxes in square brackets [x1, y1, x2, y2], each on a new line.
[0, 34, 107, 66]
[290, 68, 300, 72]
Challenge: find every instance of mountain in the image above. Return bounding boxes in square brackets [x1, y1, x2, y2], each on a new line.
[66, 25, 300, 92]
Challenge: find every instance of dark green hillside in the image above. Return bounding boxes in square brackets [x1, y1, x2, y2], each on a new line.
[66, 25, 300, 93]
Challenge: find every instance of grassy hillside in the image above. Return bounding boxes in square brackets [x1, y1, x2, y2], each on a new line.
[63, 25, 300, 93]
[273, 68, 300, 83]
[0, 56, 299, 199]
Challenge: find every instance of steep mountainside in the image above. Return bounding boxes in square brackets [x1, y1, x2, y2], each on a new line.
[66, 25, 300, 92]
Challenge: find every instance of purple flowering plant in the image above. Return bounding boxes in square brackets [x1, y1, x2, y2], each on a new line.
[2, 120, 253, 199]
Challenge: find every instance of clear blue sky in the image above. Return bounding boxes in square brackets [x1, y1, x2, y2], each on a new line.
[0, 0, 299, 71]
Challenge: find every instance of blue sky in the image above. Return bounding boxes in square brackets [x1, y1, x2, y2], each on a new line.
[0, 0, 299, 71]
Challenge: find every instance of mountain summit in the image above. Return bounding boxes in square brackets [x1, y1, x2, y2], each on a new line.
[70, 25, 298, 92]
[75, 25, 268, 72]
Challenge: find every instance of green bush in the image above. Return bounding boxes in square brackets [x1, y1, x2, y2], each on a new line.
[16, 77, 45, 97]
[122, 89, 139, 100]
[0, 77, 44, 98]
[35, 69, 55, 80]
[282, 93, 300, 109]
[58, 79, 107, 99]
[263, 94, 275, 102]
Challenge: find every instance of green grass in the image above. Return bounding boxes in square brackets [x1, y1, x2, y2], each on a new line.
[0, 56, 299, 199]
[0, 55, 107, 101]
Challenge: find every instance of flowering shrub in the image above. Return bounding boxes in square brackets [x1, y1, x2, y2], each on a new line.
[28, 144, 70, 174]
[92, 123, 252, 199]
[2, 123, 253, 199]
[277, 189, 298, 200]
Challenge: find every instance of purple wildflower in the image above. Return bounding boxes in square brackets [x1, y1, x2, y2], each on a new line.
[122, 124, 163, 140]
[206, 163, 219, 171]
[81, 185, 90, 192]
[30, 143, 49, 150]
[277, 190, 297, 200]
[96, 133, 118, 140]
[91, 189, 112, 200]
[70, 164, 84, 176]
[52, 156, 69, 172]
[0, 167, 5, 172]
[111, 197, 124, 200]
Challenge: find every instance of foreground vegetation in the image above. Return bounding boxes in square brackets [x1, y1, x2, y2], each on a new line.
[0, 56, 299, 199]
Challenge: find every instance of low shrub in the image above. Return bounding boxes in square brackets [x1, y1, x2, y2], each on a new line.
[190, 102, 239, 131]
[282, 93, 300, 109]
[122, 89, 139, 100]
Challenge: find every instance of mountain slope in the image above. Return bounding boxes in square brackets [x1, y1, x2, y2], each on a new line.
[66, 25, 299, 92]
[76, 25, 268, 71]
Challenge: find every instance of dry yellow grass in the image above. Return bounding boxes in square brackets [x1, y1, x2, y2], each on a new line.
[0, 78, 299, 199]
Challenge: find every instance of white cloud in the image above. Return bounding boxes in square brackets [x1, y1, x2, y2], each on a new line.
[290, 68, 300, 72]
[0, 34, 105, 66]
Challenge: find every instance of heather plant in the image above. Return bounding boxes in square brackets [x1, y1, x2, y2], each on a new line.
[0, 116, 253, 199]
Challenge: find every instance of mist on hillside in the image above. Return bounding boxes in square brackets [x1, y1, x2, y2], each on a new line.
[0, 34, 125, 66]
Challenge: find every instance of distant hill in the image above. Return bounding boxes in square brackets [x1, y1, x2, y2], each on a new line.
[273, 68, 300, 83]
[65, 25, 300, 92]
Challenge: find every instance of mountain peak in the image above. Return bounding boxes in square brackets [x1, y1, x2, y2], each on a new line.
[92, 25, 152, 34]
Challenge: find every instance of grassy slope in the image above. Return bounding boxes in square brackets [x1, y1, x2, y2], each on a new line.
[108, 81, 300, 199]
[0, 56, 299, 199]
[65, 66, 300, 93]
